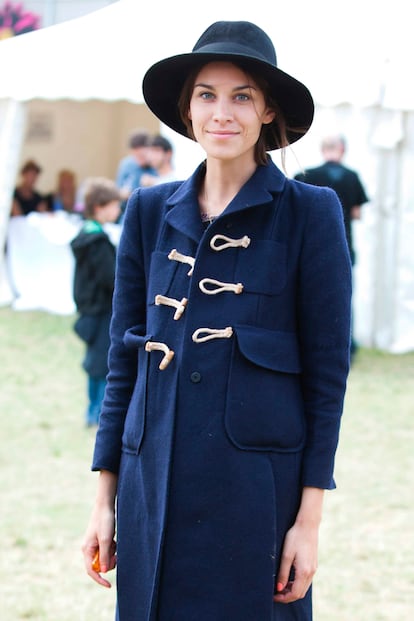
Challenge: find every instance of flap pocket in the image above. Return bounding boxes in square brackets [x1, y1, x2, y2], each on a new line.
[225, 325, 305, 452]
[234, 325, 301, 373]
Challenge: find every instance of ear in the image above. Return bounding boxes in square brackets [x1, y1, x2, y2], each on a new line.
[187, 107, 192, 121]
[262, 108, 276, 125]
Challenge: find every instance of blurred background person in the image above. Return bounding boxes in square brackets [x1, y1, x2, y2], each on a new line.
[294, 134, 369, 359]
[115, 129, 156, 203]
[294, 134, 368, 266]
[45, 169, 78, 213]
[70, 177, 121, 427]
[10, 159, 47, 216]
[141, 134, 177, 186]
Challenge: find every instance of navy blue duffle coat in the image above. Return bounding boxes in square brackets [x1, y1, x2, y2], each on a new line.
[92, 159, 352, 621]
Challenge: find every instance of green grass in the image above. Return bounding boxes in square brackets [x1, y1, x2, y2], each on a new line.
[0, 307, 413, 620]
[0, 308, 116, 620]
[316, 349, 414, 620]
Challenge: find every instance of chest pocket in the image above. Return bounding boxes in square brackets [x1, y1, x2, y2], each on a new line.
[225, 324, 305, 452]
[234, 239, 287, 295]
[146, 250, 180, 306]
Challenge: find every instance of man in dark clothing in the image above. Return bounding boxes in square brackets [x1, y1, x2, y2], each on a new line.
[71, 178, 121, 426]
[295, 135, 368, 358]
[294, 135, 368, 265]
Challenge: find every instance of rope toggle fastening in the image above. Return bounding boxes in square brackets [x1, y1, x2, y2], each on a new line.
[210, 234, 251, 251]
[168, 248, 195, 276]
[192, 327, 233, 343]
[145, 341, 175, 370]
[155, 294, 188, 320]
[199, 278, 243, 295]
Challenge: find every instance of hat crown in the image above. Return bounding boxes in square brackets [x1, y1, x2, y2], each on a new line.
[192, 21, 277, 68]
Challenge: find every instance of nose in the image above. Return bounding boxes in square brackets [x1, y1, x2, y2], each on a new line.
[212, 97, 233, 123]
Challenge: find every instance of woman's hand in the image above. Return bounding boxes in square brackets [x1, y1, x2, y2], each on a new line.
[273, 519, 319, 603]
[82, 470, 118, 588]
[273, 487, 324, 604]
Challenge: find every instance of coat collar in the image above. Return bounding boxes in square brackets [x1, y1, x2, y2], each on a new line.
[165, 158, 286, 242]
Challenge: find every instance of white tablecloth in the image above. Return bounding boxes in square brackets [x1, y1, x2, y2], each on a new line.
[5, 212, 121, 315]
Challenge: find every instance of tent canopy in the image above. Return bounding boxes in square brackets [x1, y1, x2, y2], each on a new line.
[0, 0, 412, 110]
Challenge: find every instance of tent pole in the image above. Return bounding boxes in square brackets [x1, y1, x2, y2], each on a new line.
[0, 99, 27, 306]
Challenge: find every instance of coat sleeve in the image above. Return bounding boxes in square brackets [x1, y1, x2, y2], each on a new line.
[92, 191, 147, 473]
[296, 185, 352, 489]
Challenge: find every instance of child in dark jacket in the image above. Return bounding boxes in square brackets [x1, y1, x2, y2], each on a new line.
[71, 178, 121, 426]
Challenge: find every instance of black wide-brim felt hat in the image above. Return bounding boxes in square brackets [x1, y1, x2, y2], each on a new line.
[142, 20, 314, 150]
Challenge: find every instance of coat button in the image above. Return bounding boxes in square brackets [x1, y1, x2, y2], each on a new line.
[190, 371, 201, 383]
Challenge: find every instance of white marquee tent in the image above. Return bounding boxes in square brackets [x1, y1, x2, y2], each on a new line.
[0, 0, 413, 351]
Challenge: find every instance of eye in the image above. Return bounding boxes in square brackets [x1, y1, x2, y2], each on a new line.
[235, 93, 250, 102]
[199, 91, 215, 100]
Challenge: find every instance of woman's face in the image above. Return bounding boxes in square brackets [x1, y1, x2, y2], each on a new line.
[188, 61, 275, 165]
[22, 169, 39, 188]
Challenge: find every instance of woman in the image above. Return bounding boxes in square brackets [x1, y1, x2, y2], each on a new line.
[45, 169, 77, 212]
[82, 21, 352, 621]
[11, 159, 47, 216]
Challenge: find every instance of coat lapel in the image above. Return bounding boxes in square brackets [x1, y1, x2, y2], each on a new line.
[224, 160, 286, 216]
[165, 165, 205, 243]
[164, 158, 287, 242]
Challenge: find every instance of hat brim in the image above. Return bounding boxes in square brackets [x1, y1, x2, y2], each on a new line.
[142, 52, 314, 150]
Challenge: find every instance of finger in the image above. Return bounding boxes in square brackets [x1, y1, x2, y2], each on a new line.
[273, 573, 312, 604]
[83, 546, 112, 588]
[99, 538, 117, 573]
[95, 536, 111, 573]
[87, 550, 114, 588]
[90, 567, 113, 589]
[293, 566, 314, 599]
[82, 540, 98, 571]
[107, 540, 117, 571]
[276, 551, 294, 594]
[285, 574, 308, 602]
[273, 580, 294, 602]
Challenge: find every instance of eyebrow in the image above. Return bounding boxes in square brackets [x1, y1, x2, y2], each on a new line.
[194, 82, 257, 92]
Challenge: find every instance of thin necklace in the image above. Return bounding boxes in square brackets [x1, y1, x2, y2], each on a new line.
[200, 211, 218, 224]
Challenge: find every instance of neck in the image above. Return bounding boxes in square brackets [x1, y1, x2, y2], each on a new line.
[93, 214, 105, 225]
[20, 184, 34, 194]
[199, 158, 257, 218]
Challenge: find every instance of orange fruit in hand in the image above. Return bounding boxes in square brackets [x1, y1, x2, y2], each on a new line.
[92, 551, 101, 572]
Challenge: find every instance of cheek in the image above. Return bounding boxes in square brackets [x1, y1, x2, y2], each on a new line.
[246, 116, 265, 139]
[188, 99, 206, 125]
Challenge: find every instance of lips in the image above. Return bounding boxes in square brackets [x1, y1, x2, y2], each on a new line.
[207, 131, 239, 137]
